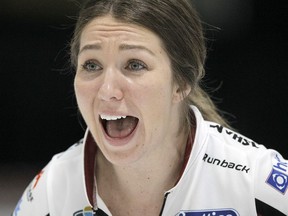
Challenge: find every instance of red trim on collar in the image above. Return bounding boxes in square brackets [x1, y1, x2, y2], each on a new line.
[84, 132, 97, 206]
[175, 126, 195, 185]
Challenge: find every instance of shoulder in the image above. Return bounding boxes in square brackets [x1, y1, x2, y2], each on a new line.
[203, 121, 270, 168]
[199, 121, 269, 175]
[204, 122, 288, 213]
[192, 105, 264, 155]
[192, 106, 268, 169]
[50, 138, 84, 163]
[207, 122, 262, 150]
[12, 139, 85, 216]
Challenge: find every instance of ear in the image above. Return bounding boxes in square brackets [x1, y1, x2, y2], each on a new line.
[172, 83, 191, 103]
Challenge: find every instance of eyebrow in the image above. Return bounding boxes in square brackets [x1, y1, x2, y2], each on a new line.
[119, 44, 155, 56]
[79, 43, 155, 56]
[79, 44, 101, 54]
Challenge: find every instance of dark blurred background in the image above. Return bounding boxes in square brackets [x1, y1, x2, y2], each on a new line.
[0, 0, 287, 213]
[1, 0, 287, 163]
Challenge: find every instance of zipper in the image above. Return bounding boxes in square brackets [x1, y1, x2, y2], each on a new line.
[159, 192, 170, 216]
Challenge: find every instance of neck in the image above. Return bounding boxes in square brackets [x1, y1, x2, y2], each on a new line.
[97, 139, 186, 189]
[95, 130, 190, 215]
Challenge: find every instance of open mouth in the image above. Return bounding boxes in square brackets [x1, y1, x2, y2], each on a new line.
[100, 115, 139, 139]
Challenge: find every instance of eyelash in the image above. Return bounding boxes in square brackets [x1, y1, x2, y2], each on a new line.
[80, 59, 148, 73]
[125, 59, 148, 71]
[81, 60, 101, 72]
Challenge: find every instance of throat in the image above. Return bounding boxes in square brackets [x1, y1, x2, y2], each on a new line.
[95, 151, 165, 215]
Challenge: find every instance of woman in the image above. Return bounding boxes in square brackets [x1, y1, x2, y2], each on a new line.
[13, 0, 287, 215]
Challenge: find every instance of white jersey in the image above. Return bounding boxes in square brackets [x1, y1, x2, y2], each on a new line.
[13, 107, 288, 216]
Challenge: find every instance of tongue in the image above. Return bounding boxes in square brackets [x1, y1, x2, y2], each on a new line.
[105, 116, 138, 138]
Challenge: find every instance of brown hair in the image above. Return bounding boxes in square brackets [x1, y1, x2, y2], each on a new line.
[70, 0, 230, 131]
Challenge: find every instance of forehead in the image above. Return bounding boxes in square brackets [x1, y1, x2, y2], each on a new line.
[79, 15, 164, 49]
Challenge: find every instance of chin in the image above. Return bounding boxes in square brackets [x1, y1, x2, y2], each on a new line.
[105, 136, 149, 166]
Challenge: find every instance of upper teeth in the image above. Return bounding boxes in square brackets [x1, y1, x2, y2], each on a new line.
[100, 115, 127, 121]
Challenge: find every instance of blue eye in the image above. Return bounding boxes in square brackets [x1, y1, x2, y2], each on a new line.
[81, 60, 102, 72]
[126, 59, 147, 71]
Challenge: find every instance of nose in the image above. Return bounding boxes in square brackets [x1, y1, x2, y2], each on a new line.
[97, 68, 124, 102]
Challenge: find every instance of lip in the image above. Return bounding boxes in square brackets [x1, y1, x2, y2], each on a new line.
[98, 114, 139, 147]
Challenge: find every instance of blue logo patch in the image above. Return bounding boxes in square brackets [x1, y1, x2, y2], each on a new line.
[266, 168, 288, 194]
[177, 209, 239, 216]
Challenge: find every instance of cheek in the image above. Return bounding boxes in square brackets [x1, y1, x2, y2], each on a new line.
[133, 81, 173, 121]
[141, 81, 173, 104]
[74, 79, 96, 116]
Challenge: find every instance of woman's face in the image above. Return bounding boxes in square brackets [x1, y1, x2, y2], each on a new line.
[74, 15, 185, 165]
